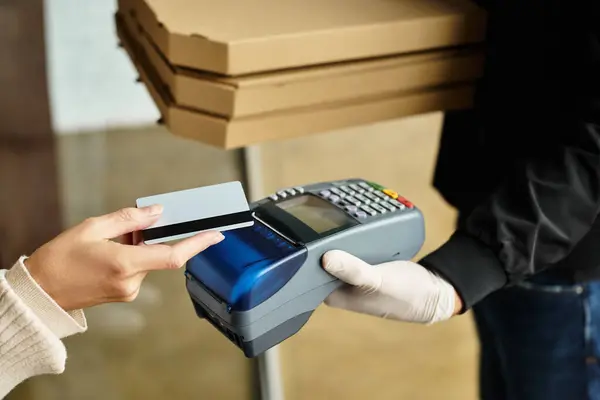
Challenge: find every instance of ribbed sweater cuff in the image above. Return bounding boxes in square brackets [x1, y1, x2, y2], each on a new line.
[5, 256, 87, 339]
[0, 270, 67, 398]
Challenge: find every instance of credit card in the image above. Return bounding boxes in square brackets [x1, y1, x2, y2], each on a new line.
[136, 181, 254, 244]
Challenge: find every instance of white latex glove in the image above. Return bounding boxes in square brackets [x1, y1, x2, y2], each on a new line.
[322, 250, 460, 324]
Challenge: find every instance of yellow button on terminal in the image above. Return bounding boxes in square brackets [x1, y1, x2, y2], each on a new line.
[383, 189, 398, 199]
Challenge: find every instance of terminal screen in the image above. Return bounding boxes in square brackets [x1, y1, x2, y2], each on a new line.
[276, 195, 352, 234]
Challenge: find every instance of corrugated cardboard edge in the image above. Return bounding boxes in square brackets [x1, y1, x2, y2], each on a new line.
[125, 0, 487, 75]
[179, 86, 476, 149]
[117, 12, 474, 150]
[120, 0, 485, 87]
[124, 9, 487, 88]
[115, 11, 227, 149]
[124, 0, 229, 74]
[228, 87, 475, 148]
[119, 11, 484, 119]
[119, 11, 237, 117]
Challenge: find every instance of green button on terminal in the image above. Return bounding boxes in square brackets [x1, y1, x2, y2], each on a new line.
[368, 181, 385, 191]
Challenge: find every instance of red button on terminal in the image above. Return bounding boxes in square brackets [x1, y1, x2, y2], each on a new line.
[397, 196, 414, 208]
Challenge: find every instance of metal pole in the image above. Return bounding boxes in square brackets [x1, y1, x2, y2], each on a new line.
[258, 347, 284, 400]
[243, 145, 285, 400]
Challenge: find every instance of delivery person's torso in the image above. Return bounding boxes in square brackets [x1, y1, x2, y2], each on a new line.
[433, 0, 600, 281]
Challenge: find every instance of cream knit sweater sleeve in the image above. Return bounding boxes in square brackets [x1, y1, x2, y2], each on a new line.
[0, 256, 87, 398]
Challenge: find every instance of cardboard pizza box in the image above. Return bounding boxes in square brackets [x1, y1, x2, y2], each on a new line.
[119, 10, 483, 118]
[117, 15, 475, 149]
[118, 0, 486, 75]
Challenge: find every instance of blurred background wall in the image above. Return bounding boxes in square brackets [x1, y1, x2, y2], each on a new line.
[2, 1, 480, 399]
[45, 0, 157, 134]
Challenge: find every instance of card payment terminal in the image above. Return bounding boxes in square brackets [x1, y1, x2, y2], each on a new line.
[184, 178, 425, 357]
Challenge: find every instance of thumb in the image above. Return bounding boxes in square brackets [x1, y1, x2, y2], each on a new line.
[87, 205, 163, 239]
[322, 250, 381, 291]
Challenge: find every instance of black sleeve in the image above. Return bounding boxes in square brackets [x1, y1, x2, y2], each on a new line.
[419, 19, 600, 311]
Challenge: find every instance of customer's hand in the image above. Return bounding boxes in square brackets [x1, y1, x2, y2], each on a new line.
[24, 205, 224, 311]
[321, 250, 462, 324]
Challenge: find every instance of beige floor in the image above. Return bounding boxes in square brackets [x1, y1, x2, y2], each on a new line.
[8, 113, 479, 400]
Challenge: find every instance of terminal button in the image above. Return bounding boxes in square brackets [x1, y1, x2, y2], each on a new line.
[345, 205, 358, 213]
[371, 203, 387, 214]
[381, 201, 397, 212]
[354, 211, 368, 219]
[330, 187, 345, 197]
[269, 194, 278, 201]
[277, 191, 288, 199]
[320, 190, 331, 198]
[340, 186, 356, 196]
[389, 199, 406, 210]
[368, 181, 385, 191]
[345, 196, 361, 207]
[294, 187, 304, 194]
[360, 205, 377, 216]
[349, 184, 364, 193]
[359, 182, 372, 190]
[398, 196, 414, 208]
[329, 195, 341, 204]
[383, 189, 399, 199]
[364, 192, 380, 203]
[354, 194, 371, 204]
[373, 191, 389, 200]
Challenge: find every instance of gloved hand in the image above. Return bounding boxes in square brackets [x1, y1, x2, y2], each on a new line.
[321, 250, 462, 324]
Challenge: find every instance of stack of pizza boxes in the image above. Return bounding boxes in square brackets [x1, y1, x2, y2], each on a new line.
[116, 0, 487, 149]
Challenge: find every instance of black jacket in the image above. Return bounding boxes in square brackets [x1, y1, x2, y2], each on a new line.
[419, 0, 600, 311]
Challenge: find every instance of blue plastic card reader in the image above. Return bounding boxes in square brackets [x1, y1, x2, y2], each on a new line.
[184, 178, 425, 357]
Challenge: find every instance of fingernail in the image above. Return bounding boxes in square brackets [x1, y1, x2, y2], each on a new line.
[142, 204, 163, 216]
[211, 232, 225, 244]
